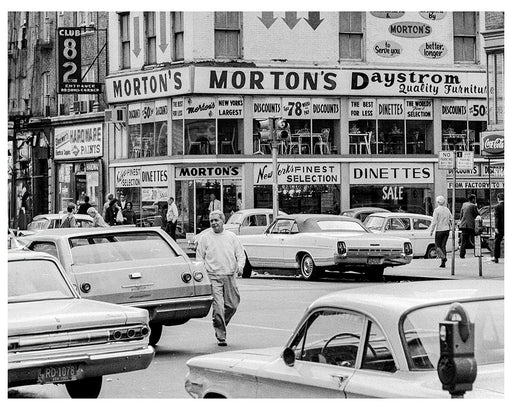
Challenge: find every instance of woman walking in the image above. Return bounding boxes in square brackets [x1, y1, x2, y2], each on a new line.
[429, 195, 453, 268]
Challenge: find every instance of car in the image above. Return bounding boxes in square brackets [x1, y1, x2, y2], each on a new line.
[185, 279, 503, 398]
[18, 213, 94, 236]
[189, 208, 287, 250]
[477, 205, 496, 250]
[8, 250, 155, 398]
[21, 227, 213, 346]
[340, 207, 390, 222]
[239, 214, 413, 281]
[364, 212, 455, 259]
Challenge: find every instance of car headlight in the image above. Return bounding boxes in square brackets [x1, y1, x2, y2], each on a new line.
[337, 241, 347, 256]
[404, 242, 413, 255]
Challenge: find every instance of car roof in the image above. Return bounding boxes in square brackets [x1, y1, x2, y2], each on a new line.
[309, 280, 503, 319]
[8, 248, 59, 262]
[342, 207, 390, 213]
[368, 212, 432, 218]
[274, 214, 362, 232]
[24, 226, 161, 239]
[33, 213, 93, 220]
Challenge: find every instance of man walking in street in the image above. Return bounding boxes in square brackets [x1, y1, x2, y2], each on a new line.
[492, 193, 504, 263]
[196, 210, 245, 347]
[166, 197, 179, 240]
[459, 193, 480, 258]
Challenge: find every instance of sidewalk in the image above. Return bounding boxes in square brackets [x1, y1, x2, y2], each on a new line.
[384, 251, 504, 281]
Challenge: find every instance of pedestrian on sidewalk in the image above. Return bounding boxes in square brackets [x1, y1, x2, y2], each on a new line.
[166, 197, 179, 240]
[429, 195, 453, 268]
[196, 209, 246, 347]
[492, 193, 504, 263]
[458, 194, 479, 258]
[87, 207, 109, 227]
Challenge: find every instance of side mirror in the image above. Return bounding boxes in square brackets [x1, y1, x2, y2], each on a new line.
[282, 347, 295, 367]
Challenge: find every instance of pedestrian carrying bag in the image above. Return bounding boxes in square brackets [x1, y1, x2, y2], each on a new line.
[116, 209, 124, 224]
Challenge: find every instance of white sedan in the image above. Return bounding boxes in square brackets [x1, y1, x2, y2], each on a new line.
[364, 212, 455, 258]
[239, 214, 412, 281]
[185, 279, 503, 398]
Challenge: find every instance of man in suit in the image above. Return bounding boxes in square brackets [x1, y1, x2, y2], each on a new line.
[208, 193, 221, 213]
[492, 193, 504, 263]
[458, 194, 480, 258]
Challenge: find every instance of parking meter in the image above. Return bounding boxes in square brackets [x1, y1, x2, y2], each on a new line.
[437, 303, 477, 398]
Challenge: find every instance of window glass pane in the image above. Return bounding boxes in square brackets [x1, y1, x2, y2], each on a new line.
[218, 119, 240, 154]
[155, 121, 168, 156]
[225, 31, 239, 56]
[362, 321, 397, 372]
[215, 11, 227, 26]
[128, 124, 141, 158]
[350, 12, 362, 32]
[349, 34, 362, 59]
[339, 12, 351, 31]
[172, 120, 184, 155]
[174, 32, 184, 60]
[453, 12, 464, 34]
[226, 12, 240, 27]
[185, 119, 216, 155]
[141, 123, 154, 157]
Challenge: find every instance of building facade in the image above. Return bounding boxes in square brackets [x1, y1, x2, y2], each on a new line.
[8, 11, 109, 227]
[104, 11, 500, 239]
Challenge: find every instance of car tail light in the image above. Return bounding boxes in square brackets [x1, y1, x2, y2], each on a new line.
[193, 271, 204, 282]
[337, 241, 347, 256]
[108, 325, 150, 342]
[181, 272, 192, 283]
[404, 242, 413, 255]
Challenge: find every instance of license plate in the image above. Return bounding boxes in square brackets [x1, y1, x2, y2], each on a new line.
[367, 257, 382, 265]
[37, 364, 79, 384]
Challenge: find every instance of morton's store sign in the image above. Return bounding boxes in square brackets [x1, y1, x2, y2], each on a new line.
[194, 67, 487, 98]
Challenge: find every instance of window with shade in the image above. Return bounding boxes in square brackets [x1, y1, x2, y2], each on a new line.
[119, 13, 130, 69]
[145, 12, 156, 64]
[453, 12, 478, 63]
[215, 12, 241, 58]
[339, 12, 363, 60]
[172, 12, 184, 61]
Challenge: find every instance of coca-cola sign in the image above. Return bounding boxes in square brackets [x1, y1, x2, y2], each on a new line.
[481, 132, 504, 156]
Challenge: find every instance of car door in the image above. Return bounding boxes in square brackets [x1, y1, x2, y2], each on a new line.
[256, 308, 364, 398]
[241, 219, 288, 268]
[410, 217, 433, 257]
[65, 230, 196, 305]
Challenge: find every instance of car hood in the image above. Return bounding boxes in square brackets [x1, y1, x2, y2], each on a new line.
[8, 298, 148, 336]
[187, 346, 283, 373]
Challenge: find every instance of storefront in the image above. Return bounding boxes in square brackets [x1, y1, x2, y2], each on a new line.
[114, 164, 169, 227]
[349, 162, 435, 214]
[175, 164, 243, 236]
[253, 162, 341, 214]
[54, 123, 103, 211]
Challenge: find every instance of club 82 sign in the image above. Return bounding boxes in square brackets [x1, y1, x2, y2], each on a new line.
[58, 27, 101, 94]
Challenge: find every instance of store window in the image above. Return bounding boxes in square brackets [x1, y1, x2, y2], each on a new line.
[172, 12, 184, 61]
[252, 97, 340, 155]
[339, 12, 363, 60]
[350, 186, 433, 215]
[453, 12, 477, 63]
[349, 98, 433, 155]
[441, 99, 487, 154]
[144, 12, 156, 65]
[56, 162, 101, 212]
[119, 12, 130, 69]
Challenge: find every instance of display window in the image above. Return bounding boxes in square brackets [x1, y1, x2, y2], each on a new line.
[349, 98, 433, 155]
[441, 99, 487, 154]
[56, 161, 101, 212]
[350, 186, 433, 215]
[252, 97, 340, 155]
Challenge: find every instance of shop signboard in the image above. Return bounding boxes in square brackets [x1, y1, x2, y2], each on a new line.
[127, 103, 141, 124]
[141, 187, 168, 202]
[349, 162, 434, 185]
[217, 96, 244, 118]
[175, 165, 241, 179]
[419, 41, 447, 59]
[54, 123, 103, 160]
[441, 99, 467, 120]
[348, 98, 376, 119]
[171, 98, 184, 119]
[141, 165, 168, 187]
[311, 98, 341, 119]
[184, 96, 216, 119]
[115, 167, 141, 188]
[254, 163, 340, 185]
[374, 40, 403, 58]
[141, 101, 155, 123]
[154, 99, 169, 121]
[405, 99, 432, 119]
[447, 180, 504, 189]
[419, 12, 446, 21]
[438, 151, 454, 169]
[252, 97, 282, 118]
[282, 97, 311, 119]
[377, 98, 405, 119]
[480, 131, 504, 157]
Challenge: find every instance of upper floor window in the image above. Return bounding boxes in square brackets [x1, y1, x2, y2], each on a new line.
[453, 12, 477, 63]
[339, 12, 363, 60]
[120, 13, 131, 69]
[78, 11, 95, 31]
[145, 12, 157, 64]
[172, 12, 184, 61]
[214, 12, 241, 59]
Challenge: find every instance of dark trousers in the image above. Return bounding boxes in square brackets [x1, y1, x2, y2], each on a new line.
[494, 231, 504, 260]
[435, 230, 450, 260]
[166, 220, 177, 240]
[460, 228, 474, 257]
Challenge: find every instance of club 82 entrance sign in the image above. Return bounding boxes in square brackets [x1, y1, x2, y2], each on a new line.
[58, 27, 101, 94]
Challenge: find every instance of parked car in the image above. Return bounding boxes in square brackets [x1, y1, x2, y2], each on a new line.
[189, 208, 287, 251]
[364, 212, 455, 258]
[239, 214, 412, 281]
[340, 207, 390, 222]
[21, 227, 213, 346]
[18, 213, 94, 236]
[185, 279, 503, 398]
[8, 250, 155, 398]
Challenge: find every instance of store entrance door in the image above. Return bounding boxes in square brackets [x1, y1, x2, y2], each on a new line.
[195, 180, 221, 233]
[75, 174, 87, 204]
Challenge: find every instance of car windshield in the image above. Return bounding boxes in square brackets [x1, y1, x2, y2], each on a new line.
[364, 216, 385, 230]
[316, 220, 367, 232]
[226, 212, 244, 224]
[402, 298, 504, 371]
[8, 259, 75, 303]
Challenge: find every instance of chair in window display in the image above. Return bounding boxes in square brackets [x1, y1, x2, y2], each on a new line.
[220, 128, 236, 154]
[314, 128, 331, 154]
[288, 128, 310, 155]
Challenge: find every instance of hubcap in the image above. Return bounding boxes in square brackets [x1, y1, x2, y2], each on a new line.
[302, 256, 313, 277]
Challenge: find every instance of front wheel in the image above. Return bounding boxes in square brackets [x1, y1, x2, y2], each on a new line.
[364, 266, 385, 282]
[149, 323, 163, 346]
[65, 376, 102, 399]
[299, 254, 323, 281]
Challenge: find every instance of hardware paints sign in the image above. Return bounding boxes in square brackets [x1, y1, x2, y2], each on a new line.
[54, 123, 103, 160]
